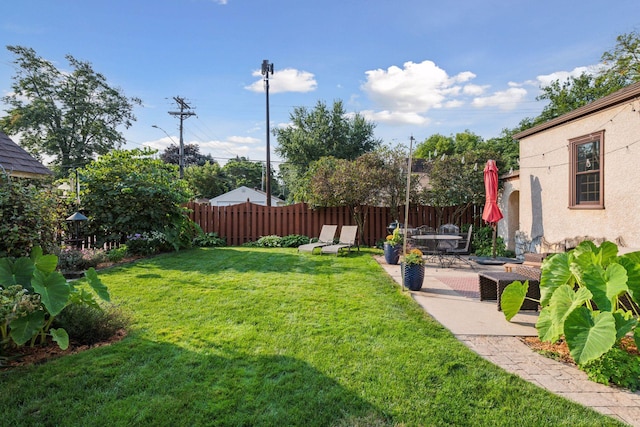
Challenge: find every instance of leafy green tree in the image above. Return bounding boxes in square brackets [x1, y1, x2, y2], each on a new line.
[184, 161, 228, 199]
[535, 73, 626, 123]
[78, 148, 192, 244]
[0, 46, 142, 177]
[274, 100, 381, 200]
[305, 154, 385, 245]
[222, 156, 280, 196]
[0, 175, 65, 257]
[369, 145, 420, 222]
[418, 153, 486, 226]
[161, 143, 215, 167]
[601, 30, 640, 86]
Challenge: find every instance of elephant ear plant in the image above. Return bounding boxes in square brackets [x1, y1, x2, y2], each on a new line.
[501, 241, 640, 366]
[0, 246, 109, 351]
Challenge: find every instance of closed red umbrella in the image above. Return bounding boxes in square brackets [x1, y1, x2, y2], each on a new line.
[482, 159, 503, 257]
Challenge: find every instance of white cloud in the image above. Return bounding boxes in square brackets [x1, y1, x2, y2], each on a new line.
[462, 84, 488, 96]
[245, 68, 317, 94]
[359, 60, 480, 124]
[531, 64, 605, 88]
[360, 109, 430, 126]
[471, 87, 528, 110]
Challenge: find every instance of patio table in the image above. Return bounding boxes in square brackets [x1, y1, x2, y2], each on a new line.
[411, 234, 462, 267]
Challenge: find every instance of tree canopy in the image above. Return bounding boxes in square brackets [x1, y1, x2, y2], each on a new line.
[78, 148, 192, 244]
[0, 46, 142, 177]
[273, 100, 381, 201]
[161, 143, 215, 167]
[184, 161, 228, 199]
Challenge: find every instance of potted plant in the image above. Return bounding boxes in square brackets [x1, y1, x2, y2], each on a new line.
[383, 227, 403, 264]
[401, 249, 425, 291]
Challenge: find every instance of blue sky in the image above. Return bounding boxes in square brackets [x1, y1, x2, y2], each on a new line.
[1, 0, 639, 166]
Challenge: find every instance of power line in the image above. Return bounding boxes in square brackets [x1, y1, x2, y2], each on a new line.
[168, 96, 195, 178]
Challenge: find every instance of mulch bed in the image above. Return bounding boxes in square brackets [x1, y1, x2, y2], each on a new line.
[1, 329, 127, 370]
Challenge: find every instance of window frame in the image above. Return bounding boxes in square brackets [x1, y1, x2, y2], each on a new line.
[569, 130, 604, 209]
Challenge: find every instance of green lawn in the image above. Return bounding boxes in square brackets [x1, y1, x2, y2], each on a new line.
[0, 247, 622, 426]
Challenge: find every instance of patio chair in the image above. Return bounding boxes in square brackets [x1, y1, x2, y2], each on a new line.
[297, 224, 338, 253]
[321, 225, 359, 255]
[438, 223, 459, 234]
[444, 225, 474, 268]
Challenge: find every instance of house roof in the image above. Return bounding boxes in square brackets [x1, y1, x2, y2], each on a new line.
[0, 131, 52, 178]
[514, 81, 640, 140]
[209, 185, 284, 206]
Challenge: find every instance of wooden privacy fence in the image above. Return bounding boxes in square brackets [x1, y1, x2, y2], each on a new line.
[187, 201, 482, 246]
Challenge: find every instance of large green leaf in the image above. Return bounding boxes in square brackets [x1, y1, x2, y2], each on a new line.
[535, 307, 558, 342]
[9, 310, 45, 346]
[50, 328, 69, 350]
[549, 284, 592, 329]
[612, 310, 637, 340]
[0, 257, 35, 290]
[32, 270, 70, 316]
[85, 268, 110, 302]
[617, 254, 640, 306]
[34, 254, 59, 274]
[501, 281, 528, 321]
[595, 241, 619, 267]
[540, 252, 573, 306]
[565, 307, 616, 365]
[583, 262, 628, 311]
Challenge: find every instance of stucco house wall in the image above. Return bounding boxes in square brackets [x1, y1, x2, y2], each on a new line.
[514, 81, 640, 252]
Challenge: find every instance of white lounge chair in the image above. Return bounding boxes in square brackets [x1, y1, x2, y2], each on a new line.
[320, 225, 359, 255]
[297, 225, 338, 253]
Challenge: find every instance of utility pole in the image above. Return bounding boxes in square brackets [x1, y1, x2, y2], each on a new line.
[261, 60, 274, 206]
[169, 96, 195, 178]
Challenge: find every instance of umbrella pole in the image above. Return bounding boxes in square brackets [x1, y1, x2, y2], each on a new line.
[491, 224, 497, 259]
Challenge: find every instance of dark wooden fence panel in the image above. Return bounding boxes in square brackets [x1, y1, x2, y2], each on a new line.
[186, 202, 482, 246]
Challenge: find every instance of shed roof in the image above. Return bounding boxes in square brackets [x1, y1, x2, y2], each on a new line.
[0, 131, 52, 178]
[514, 81, 640, 140]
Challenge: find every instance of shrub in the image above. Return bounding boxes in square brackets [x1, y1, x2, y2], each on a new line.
[106, 245, 128, 263]
[0, 246, 110, 350]
[472, 225, 507, 257]
[0, 175, 63, 258]
[56, 247, 106, 272]
[256, 235, 283, 248]
[54, 303, 130, 345]
[582, 346, 640, 390]
[280, 234, 310, 248]
[193, 232, 226, 247]
[126, 233, 160, 256]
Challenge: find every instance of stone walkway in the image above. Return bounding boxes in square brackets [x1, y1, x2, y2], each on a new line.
[375, 256, 640, 426]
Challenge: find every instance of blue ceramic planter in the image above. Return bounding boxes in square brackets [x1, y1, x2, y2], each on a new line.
[402, 263, 425, 291]
[383, 243, 401, 264]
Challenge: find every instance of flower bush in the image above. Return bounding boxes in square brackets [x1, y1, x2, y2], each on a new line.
[386, 228, 403, 246]
[56, 247, 106, 272]
[402, 249, 424, 265]
[126, 232, 168, 255]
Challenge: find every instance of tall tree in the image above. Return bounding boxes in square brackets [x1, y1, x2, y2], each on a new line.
[161, 143, 214, 167]
[601, 30, 640, 85]
[184, 161, 228, 199]
[0, 46, 142, 177]
[222, 156, 280, 195]
[274, 100, 381, 200]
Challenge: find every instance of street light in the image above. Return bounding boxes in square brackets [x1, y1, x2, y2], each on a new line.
[152, 125, 182, 176]
[261, 59, 274, 206]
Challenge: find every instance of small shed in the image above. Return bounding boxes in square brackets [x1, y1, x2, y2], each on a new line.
[0, 131, 52, 178]
[209, 186, 284, 206]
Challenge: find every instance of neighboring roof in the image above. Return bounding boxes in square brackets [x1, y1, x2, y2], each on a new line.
[514, 81, 640, 140]
[0, 131, 52, 178]
[209, 185, 284, 206]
